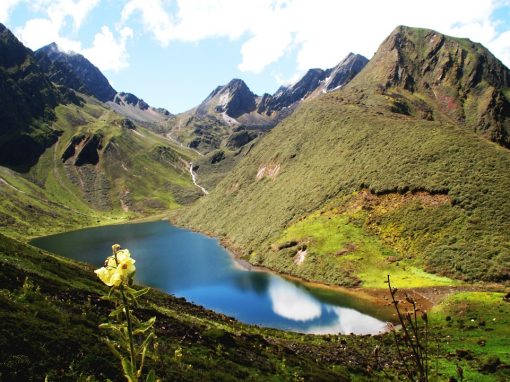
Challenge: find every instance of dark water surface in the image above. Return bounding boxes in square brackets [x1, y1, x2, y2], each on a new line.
[31, 221, 388, 334]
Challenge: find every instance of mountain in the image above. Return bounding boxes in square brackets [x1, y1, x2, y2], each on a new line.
[198, 78, 258, 120]
[36, 44, 173, 124]
[108, 91, 172, 124]
[349, 25, 510, 146]
[166, 53, 368, 154]
[0, 24, 67, 171]
[35, 42, 116, 102]
[0, 25, 202, 238]
[176, 26, 510, 286]
[258, 53, 369, 115]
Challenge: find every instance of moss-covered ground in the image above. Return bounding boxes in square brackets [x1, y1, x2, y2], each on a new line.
[267, 207, 458, 289]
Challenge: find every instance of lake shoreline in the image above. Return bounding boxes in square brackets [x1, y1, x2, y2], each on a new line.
[31, 219, 391, 334]
[168, 216, 486, 316]
[30, 213, 486, 328]
[167, 217, 401, 318]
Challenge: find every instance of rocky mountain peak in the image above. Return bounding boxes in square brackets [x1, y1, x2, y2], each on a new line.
[258, 53, 368, 116]
[198, 78, 257, 119]
[225, 78, 250, 92]
[350, 25, 510, 147]
[35, 43, 116, 102]
[0, 22, 33, 68]
[367, 25, 510, 91]
[324, 53, 369, 92]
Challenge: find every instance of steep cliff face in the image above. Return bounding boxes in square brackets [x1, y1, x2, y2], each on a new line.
[36, 42, 117, 102]
[198, 79, 258, 119]
[349, 26, 510, 146]
[324, 53, 369, 92]
[258, 53, 369, 116]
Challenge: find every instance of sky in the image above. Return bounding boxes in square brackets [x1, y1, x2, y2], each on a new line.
[1, 0, 510, 113]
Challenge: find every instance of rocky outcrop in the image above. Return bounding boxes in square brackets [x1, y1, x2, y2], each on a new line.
[36, 42, 116, 102]
[226, 130, 258, 149]
[114, 92, 149, 110]
[351, 25, 510, 147]
[257, 53, 368, 116]
[109, 92, 172, 123]
[61, 133, 103, 166]
[259, 69, 329, 114]
[324, 53, 369, 91]
[197, 79, 257, 119]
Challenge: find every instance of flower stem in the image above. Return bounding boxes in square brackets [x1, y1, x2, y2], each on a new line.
[120, 283, 137, 377]
[113, 246, 137, 379]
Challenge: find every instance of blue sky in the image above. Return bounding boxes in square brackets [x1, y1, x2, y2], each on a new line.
[1, 0, 510, 113]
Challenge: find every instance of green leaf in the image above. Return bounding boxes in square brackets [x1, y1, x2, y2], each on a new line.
[99, 323, 120, 331]
[131, 287, 150, 299]
[145, 369, 157, 382]
[121, 357, 137, 382]
[108, 305, 125, 317]
[132, 316, 156, 334]
[104, 338, 123, 361]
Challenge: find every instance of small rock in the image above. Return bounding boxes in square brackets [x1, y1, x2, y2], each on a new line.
[455, 349, 474, 360]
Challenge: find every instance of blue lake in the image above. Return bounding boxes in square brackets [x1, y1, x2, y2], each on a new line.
[31, 221, 388, 334]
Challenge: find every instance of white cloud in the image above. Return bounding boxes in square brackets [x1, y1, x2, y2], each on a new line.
[14, 0, 131, 72]
[267, 277, 322, 321]
[83, 26, 133, 71]
[0, 0, 22, 23]
[239, 31, 292, 73]
[25, 0, 100, 30]
[120, 0, 510, 74]
[488, 30, 510, 66]
[121, 0, 174, 46]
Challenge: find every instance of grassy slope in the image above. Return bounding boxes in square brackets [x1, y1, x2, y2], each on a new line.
[0, 100, 201, 240]
[430, 292, 510, 381]
[177, 94, 510, 285]
[0, 233, 362, 381]
[1, 233, 508, 381]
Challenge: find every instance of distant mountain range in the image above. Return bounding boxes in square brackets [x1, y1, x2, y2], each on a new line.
[19, 36, 370, 155]
[166, 53, 368, 152]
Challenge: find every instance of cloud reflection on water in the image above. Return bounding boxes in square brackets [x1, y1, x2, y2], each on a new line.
[268, 277, 322, 321]
[267, 277, 387, 334]
[304, 306, 387, 335]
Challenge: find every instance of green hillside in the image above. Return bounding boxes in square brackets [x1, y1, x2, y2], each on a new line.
[176, 27, 510, 286]
[0, 99, 201, 240]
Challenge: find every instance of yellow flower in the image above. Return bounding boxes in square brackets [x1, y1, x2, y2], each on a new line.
[117, 256, 136, 278]
[106, 256, 117, 268]
[95, 266, 122, 287]
[95, 247, 136, 287]
[115, 249, 131, 263]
